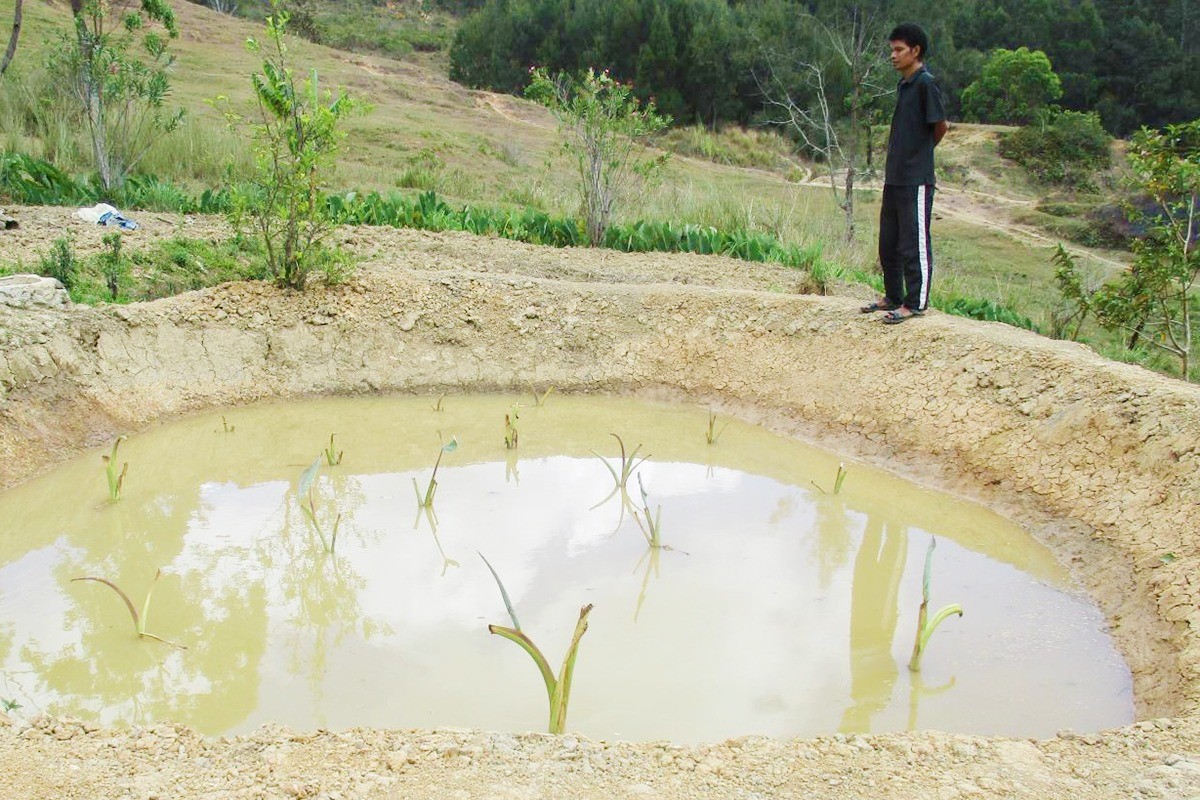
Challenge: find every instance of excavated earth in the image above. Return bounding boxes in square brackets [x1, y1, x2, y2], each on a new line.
[1, 205, 1200, 799]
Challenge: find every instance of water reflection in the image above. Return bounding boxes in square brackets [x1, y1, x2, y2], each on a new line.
[0, 395, 1133, 741]
[841, 516, 908, 732]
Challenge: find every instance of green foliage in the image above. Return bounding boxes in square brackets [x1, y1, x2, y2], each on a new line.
[504, 403, 519, 450]
[907, 537, 962, 672]
[102, 436, 128, 501]
[999, 109, 1112, 188]
[223, 2, 359, 289]
[961, 47, 1062, 125]
[413, 436, 459, 509]
[37, 237, 79, 291]
[323, 433, 344, 466]
[487, 599, 594, 735]
[298, 454, 341, 552]
[98, 232, 128, 301]
[704, 409, 728, 445]
[1090, 120, 1200, 380]
[1050, 244, 1091, 341]
[53, 0, 183, 191]
[526, 67, 671, 245]
[938, 295, 1038, 331]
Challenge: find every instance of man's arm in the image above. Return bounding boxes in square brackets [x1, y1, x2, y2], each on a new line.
[933, 119, 948, 145]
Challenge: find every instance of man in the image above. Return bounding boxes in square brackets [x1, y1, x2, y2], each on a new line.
[861, 23, 948, 324]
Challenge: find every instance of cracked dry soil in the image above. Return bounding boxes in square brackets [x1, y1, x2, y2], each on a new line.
[1, 206, 1200, 799]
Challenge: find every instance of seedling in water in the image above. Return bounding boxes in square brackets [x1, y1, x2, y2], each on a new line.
[590, 434, 649, 509]
[71, 569, 186, 649]
[220, 416, 235, 433]
[323, 433, 344, 466]
[504, 404, 520, 450]
[102, 436, 129, 501]
[812, 463, 848, 495]
[299, 456, 342, 553]
[414, 436, 459, 509]
[908, 537, 963, 672]
[632, 474, 664, 549]
[431, 394, 447, 412]
[533, 386, 555, 407]
[705, 409, 730, 445]
[1, 698, 19, 713]
[482, 556, 593, 735]
[415, 506, 459, 575]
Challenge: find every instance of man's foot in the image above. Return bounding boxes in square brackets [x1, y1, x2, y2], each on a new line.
[860, 299, 901, 313]
[881, 307, 922, 324]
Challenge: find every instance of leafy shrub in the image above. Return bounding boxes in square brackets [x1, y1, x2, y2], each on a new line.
[939, 295, 1038, 330]
[998, 110, 1111, 189]
[38, 238, 79, 291]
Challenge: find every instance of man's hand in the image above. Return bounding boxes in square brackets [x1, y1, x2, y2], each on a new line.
[933, 120, 949, 145]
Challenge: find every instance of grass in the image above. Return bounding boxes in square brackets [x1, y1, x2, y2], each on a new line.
[704, 409, 729, 445]
[323, 434, 344, 466]
[812, 463, 848, 496]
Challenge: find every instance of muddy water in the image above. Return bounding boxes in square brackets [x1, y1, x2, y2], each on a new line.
[0, 395, 1131, 742]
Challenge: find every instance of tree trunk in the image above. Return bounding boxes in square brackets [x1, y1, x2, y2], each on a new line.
[0, 0, 22, 77]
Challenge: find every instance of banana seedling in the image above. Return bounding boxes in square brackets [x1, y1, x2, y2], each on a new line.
[299, 456, 341, 553]
[504, 404, 520, 450]
[102, 436, 129, 501]
[812, 463, 848, 495]
[908, 537, 964, 672]
[72, 569, 186, 649]
[414, 436, 459, 509]
[323, 433, 344, 466]
[590, 433, 649, 509]
[481, 553, 593, 734]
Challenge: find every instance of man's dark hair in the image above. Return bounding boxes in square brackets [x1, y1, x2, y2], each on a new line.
[889, 23, 930, 59]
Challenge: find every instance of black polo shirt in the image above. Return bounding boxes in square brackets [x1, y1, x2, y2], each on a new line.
[884, 65, 946, 186]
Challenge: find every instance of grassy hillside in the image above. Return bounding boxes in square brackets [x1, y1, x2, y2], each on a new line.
[2, 0, 1155, 368]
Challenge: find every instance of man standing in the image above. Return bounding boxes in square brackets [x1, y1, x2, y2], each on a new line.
[861, 23, 948, 324]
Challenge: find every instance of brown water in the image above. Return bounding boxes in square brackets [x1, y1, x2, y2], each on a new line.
[0, 395, 1132, 743]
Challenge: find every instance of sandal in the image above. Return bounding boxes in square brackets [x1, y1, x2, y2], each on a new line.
[860, 299, 900, 313]
[881, 308, 919, 324]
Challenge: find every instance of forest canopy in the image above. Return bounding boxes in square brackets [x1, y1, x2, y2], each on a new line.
[447, 0, 1199, 135]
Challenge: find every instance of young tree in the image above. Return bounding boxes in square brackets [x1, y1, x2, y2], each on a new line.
[1095, 120, 1199, 379]
[525, 67, 671, 246]
[758, 6, 890, 242]
[57, 0, 183, 191]
[220, 3, 358, 289]
[960, 47, 1062, 125]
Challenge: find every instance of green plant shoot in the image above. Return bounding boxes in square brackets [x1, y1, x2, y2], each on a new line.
[590, 433, 649, 508]
[102, 436, 129, 501]
[908, 537, 964, 672]
[633, 474, 664, 549]
[504, 404, 520, 450]
[220, 416, 235, 433]
[484, 560, 594, 736]
[431, 394, 446, 412]
[479, 552, 521, 630]
[299, 455, 340, 552]
[705, 408, 730, 445]
[533, 387, 555, 407]
[71, 569, 186, 649]
[323, 433, 344, 465]
[414, 436, 458, 508]
[812, 463, 848, 495]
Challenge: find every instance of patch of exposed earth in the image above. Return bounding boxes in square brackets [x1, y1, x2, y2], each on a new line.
[1, 205, 1199, 799]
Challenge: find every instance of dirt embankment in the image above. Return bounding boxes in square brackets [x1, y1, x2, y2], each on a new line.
[2, 209, 1200, 799]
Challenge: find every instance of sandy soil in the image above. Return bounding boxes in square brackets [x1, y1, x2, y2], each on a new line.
[2, 205, 1200, 799]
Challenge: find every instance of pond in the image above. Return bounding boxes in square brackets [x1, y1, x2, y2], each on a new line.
[0, 395, 1132, 743]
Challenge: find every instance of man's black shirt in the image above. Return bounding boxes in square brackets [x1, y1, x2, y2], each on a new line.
[884, 66, 946, 186]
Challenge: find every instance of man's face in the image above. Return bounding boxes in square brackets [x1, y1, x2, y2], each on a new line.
[890, 40, 921, 74]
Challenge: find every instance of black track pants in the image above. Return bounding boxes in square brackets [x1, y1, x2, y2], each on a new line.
[878, 184, 935, 311]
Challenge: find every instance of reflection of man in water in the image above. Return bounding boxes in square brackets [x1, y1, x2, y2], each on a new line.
[841, 517, 907, 732]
